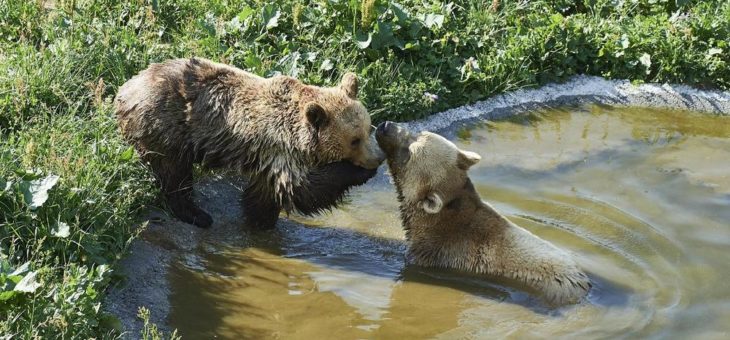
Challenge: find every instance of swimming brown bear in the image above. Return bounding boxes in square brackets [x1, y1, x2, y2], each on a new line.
[375, 121, 591, 304]
[115, 58, 384, 229]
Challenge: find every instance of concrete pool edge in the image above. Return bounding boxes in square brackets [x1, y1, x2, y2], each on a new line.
[103, 75, 730, 338]
[405, 75, 730, 135]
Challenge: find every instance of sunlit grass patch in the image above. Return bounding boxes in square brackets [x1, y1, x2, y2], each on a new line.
[1, 104, 155, 337]
[0, 0, 728, 337]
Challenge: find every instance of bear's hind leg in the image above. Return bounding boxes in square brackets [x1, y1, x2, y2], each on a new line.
[146, 153, 213, 228]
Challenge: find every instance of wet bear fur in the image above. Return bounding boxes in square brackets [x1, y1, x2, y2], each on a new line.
[115, 57, 384, 229]
[375, 122, 591, 305]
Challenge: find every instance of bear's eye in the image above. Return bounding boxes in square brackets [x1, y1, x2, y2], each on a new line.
[351, 138, 361, 147]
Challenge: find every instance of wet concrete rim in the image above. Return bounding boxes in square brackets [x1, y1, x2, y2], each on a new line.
[103, 75, 730, 338]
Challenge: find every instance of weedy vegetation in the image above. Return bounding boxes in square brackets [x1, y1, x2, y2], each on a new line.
[0, 0, 728, 338]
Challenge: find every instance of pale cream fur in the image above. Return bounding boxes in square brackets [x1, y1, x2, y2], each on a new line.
[377, 126, 591, 305]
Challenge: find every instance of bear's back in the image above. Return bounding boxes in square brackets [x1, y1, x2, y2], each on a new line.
[115, 58, 266, 155]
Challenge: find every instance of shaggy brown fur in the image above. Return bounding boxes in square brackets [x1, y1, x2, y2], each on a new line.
[376, 122, 591, 305]
[115, 57, 383, 229]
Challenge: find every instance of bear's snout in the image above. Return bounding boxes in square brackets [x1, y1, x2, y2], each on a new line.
[377, 121, 393, 135]
[353, 134, 385, 169]
[375, 121, 408, 156]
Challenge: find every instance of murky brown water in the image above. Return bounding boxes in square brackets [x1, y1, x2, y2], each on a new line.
[168, 105, 730, 339]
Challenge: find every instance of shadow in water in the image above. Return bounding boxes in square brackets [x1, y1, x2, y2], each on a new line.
[169, 214, 633, 339]
[278, 221, 631, 309]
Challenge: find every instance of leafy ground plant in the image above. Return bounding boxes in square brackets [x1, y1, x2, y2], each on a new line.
[0, 0, 728, 338]
[138, 307, 179, 340]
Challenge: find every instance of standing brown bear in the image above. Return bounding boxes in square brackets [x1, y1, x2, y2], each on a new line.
[115, 57, 384, 229]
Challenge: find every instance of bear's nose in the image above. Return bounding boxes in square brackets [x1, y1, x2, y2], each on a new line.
[377, 121, 392, 134]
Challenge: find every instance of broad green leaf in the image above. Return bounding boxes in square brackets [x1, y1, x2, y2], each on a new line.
[237, 6, 254, 21]
[405, 41, 421, 50]
[467, 57, 481, 72]
[14, 271, 40, 293]
[278, 51, 302, 78]
[97, 264, 109, 277]
[639, 53, 651, 74]
[52, 222, 71, 238]
[10, 262, 30, 276]
[708, 48, 723, 57]
[9, 275, 22, 284]
[14, 169, 42, 181]
[0, 291, 17, 301]
[119, 146, 134, 161]
[19, 174, 60, 210]
[550, 13, 564, 25]
[244, 54, 262, 70]
[372, 22, 396, 49]
[262, 5, 281, 30]
[320, 59, 334, 71]
[0, 177, 10, 193]
[620, 34, 630, 49]
[391, 3, 411, 23]
[423, 14, 445, 29]
[356, 33, 372, 49]
[86, 285, 97, 299]
[0, 258, 11, 275]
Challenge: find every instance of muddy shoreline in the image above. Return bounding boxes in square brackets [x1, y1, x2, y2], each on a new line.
[103, 76, 730, 338]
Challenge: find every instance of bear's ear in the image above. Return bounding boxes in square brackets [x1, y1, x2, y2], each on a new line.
[420, 192, 443, 214]
[339, 72, 358, 99]
[457, 150, 481, 170]
[305, 102, 328, 130]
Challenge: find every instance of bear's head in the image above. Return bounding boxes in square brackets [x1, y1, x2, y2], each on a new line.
[301, 73, 384, 169]
[375, 121, 481, 214]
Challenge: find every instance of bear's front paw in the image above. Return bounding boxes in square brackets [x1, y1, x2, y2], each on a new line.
[315, 161, 378, 186]
[350, 166, 378, 186]
[543, 271, 591, 305]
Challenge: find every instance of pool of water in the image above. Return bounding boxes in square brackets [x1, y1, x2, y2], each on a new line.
[168, 105, 730, 339]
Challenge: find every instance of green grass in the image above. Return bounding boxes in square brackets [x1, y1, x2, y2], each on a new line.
[0, 0, 728, 338]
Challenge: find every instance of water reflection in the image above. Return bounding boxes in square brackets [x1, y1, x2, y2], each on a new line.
[169, 105, 730, 339]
